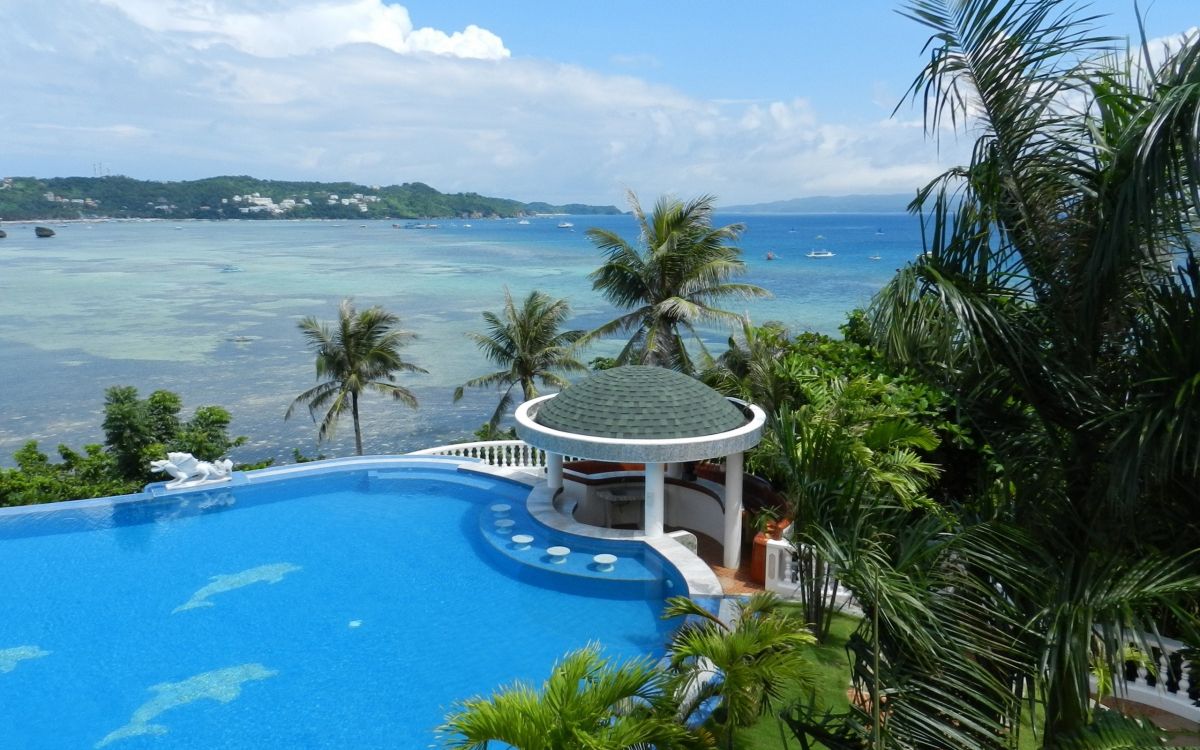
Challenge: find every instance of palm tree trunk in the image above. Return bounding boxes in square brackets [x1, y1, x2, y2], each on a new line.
[351, 391, 363, 456]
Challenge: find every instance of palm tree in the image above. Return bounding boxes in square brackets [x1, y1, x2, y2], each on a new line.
[285, 298, 427, 455]
[664, 593, 817, 750]
[453, 288, 587, 430]
[865, 1, 1200, 743]
[585, 192, 769, 374]
[438, 645, 712, 750]
[700, 319, 797, 419]
[762, 376, 941, 641]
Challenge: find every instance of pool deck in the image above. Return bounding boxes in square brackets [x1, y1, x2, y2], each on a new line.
[688, 529, 764, 596]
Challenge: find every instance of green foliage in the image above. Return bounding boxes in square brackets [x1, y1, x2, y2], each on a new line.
[175, 406, 247, 461]
[438, 645, 714, 750]
[287, 298, 427, 456]
[454, 288, 587, 430]
[0, 175, 621, 221]
[1, 386, 254, 506]
[589, 356, 620, 371]
[848, 0, 1200, 744]
[0, 442, 136, 507]
[665, 593, 818, 750]
[584, 192, 769, 373]
[470, 423, 517, 442]
[290, 448, 327, 464]
[102, 386, 246, 481]
[837, 309, 872, 347]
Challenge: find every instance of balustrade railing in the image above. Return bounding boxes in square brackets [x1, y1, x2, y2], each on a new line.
[1105, 634, 1198, 721]
[408, 440, 549, 469]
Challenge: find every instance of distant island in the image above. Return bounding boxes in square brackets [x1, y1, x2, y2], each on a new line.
[720, 193, 915, 214]
[0, 175, 622, 221]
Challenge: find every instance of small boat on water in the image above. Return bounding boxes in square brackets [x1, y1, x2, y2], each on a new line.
[806, 249, 835, 258]
[517, 219, 531, 225]
[557, 221, 574, 228]
[765, 251, 777, 261]
[868, 254, 882, 261]
[220, 265, 244, 273]
[35, 226, 55, 238]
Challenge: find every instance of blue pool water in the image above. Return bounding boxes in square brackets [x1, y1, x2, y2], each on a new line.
[0, 462, 685, 748]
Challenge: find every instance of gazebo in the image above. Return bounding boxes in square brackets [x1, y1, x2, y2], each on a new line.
[514, 366, 767, 568]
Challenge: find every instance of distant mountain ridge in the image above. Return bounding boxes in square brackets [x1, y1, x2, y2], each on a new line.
[721, 193, 915, 214]
[0, 175, 622, 221]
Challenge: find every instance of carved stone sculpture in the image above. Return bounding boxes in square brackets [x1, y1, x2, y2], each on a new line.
[150, 452, 234, 488]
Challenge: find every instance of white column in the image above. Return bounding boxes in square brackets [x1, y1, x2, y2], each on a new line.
[644, 462, 665, 536]
[547, 452, 563, 491]
[723, 451, 744, 568]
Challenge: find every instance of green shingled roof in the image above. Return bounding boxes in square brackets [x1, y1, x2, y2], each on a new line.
[534, 365, 748, 439]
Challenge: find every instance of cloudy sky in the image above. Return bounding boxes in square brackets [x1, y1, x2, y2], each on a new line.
[2, 1, 1196, 205]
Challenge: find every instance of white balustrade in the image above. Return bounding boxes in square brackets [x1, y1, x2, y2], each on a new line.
[409, 440, 579, 469]
[1103, 633, 1198, 721]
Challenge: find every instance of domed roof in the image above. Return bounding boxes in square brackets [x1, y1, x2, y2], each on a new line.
[533, 365, 747, 439]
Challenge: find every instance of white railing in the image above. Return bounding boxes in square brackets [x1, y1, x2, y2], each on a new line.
[763, 536, 795, 595]
[1103, 633, 1198, 721]
[408, 440, 549, 469]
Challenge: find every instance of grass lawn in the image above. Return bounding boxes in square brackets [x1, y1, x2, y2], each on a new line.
[733, 610, 859, 750]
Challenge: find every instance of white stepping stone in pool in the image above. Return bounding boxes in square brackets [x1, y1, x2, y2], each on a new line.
[546, 546, 570, 563]
[489, 503, 511, 516]
[494, 519, 516, 534]
[511, 534, 534, 550]
[593, 554, 617, 572]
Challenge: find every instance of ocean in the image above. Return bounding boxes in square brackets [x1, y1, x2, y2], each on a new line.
[0, 213, 922, 466]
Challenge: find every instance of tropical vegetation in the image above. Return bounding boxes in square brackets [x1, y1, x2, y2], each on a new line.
[851, 0, 1200, 744]
[438, 646, 713, 750]
[0, 175, 620, 221]
[0, 386, 251, 506]
[665, 594, 817, 750]
[286, 298, 427, 455]
[584, 192, 769, 373]
[453, 288, 587, 430]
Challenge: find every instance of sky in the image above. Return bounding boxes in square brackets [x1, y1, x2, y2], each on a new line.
[2, 1, 1196, 206]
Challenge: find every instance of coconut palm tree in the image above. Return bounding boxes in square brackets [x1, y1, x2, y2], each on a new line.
[438, 645, 713, 750]
[584, 193, 769, 374]
[285, 298, 427, 456]
[453, 288, 587, 430]
[664, 593, 817, 750]
[865, 0, 1200, 743]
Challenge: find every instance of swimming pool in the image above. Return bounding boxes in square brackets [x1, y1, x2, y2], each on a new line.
[0, 459, 688, 748]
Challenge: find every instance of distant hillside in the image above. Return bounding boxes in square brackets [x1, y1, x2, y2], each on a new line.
[0, 175, 621, 221]
[721, 193, 914, 214]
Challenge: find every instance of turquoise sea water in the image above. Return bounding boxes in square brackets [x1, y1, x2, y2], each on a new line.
[0, 214, 921, 464]
[0, 466, 683, 748]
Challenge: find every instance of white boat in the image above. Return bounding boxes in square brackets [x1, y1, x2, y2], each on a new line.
[806, 249, 835, 258]
[557, 221, 574, 228]
[517, 219, 531, 225]
[868, 254, 882, 261]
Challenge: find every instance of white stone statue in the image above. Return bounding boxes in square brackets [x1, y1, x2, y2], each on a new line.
[151, 452, 234, 488]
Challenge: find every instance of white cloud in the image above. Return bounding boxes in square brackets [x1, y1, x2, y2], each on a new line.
[98, 0, 510, 59]
[0, 1, 963, 205]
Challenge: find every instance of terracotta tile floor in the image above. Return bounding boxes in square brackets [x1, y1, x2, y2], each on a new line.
[680, 527, 764, 596]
